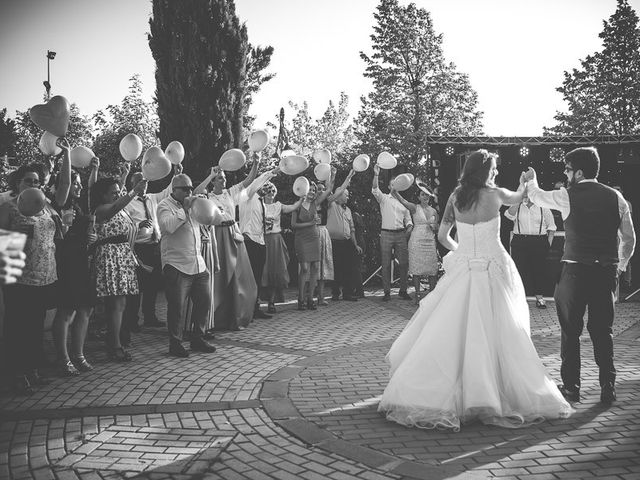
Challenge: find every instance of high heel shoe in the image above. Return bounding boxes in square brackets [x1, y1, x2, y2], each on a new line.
[59, 359, 80, 376]
[71, 356, 94, 372]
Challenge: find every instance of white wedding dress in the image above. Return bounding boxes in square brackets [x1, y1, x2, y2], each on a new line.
[378, 216, 572, 431]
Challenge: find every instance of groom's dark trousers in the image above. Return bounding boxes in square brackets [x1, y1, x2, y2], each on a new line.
[554, 263, 617, 393]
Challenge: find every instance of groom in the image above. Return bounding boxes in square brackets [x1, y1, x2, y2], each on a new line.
[523, 147, 635, 405]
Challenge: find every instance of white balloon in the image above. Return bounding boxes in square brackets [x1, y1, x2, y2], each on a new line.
[314, 163, 331, 181]
[352, 154, 370, 172]
[280, 148, 296, 158]
[38, 131, 61, 156]
[376, 151, 397, 170]
[219, 148, 247, 171]
[165, 141, 185, 165]
[70, 146, 95, 169]
[391, 173, 414, 192]
[190, 197, 221, 225]
[141, 146, 172, 181]
[279, 155, 309, 175]
[248, 130, 270, 152]
[293, 176, 310, 197]
[119, 134, 143, 162]
[312, 148, 332, 164]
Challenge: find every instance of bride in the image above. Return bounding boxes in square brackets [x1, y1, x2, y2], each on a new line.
[378, 149, 572, 431]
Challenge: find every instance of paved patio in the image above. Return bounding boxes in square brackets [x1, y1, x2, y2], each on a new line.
[1, 289, 639, 480]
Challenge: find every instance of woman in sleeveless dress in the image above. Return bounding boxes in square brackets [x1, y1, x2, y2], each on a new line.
[378, 150, 573, 431]
[392, 181, 439, 304]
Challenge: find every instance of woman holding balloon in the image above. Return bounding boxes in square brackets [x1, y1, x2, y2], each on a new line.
[90, 175, 147, 362]
[0, 142, 71, 394]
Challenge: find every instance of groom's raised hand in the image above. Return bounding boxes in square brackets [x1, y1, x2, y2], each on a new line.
[523, 167, 537, 183]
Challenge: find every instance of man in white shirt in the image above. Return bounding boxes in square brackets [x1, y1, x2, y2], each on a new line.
[525, 147, 635, 405]
[372, 164, 413, 302]
[504, 191, 556, 308]
[157, 174, 216, 358]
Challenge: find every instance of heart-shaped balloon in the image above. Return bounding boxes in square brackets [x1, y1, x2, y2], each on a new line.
[313, 148, 332, 164]
[377, 151, 397, 170]
[29, 96, 71, 137]
[248, 130, 270, 152]
[391, 173, 414, 192]
[119, 133, 143, 162]
[165, 141, 185, 165]
[293, 176, 310, 197]
[279, 155, 309, 175]
[219, 149, 247, 171]
[141, 146, 172, 181]
[352, 154, 370, 172]
[38, 131, 62, 156]
[17, 188, 47, 217]
[314, 163, 331, 181]
[70, 146, 95, 169]
[190, 197, 222, 225]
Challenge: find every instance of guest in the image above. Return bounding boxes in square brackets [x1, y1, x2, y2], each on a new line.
[0, 143, 71, 394]
[122, 164, 183, 338]
[504, 191, 556, 308]
[193, 162, 259, 330]
[52, 161, 99, 375]
[292, 179, 334, 310]
[327, 169, 361, 301]
[157, 174, 217, 357]
[91, 176, 146, 362]
[259, 181, 302, 313]
[372, 164, 413, 301]
[314, 177, 336, 306]
[391, 180, 440, 304]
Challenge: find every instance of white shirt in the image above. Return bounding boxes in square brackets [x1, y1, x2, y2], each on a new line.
[124, 184, 172, 244]
[238, 171, 277, 245]
[372, 187, 412, 230]
[527, 179, 636, 271]
[264, 202, 283, 234]
[327, 202, 354, 240]
[504, 203, 556, 235]
[157, 195, 206, 275]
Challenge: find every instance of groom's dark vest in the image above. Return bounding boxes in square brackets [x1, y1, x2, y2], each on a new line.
[563, 181, 620, 265]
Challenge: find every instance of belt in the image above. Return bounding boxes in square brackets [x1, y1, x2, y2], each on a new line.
[219, 220, 236, 227]
[381, 228, 405, 233]
[513, 234, 546, 237]
[89, 234, 128, 254]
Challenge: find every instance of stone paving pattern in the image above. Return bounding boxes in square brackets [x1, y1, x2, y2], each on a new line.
[1, 289, 639, 479]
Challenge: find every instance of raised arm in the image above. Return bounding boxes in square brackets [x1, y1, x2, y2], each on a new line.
[54, 139, 72, 207]
[193, 166, 218, 196]
[496, 182, 525, 207]
[317, 166, 337, 204]
[151, 163, 183, 202]
[244, 168, 279, 200]
[437, 194, 458, 251]
[88, 157, 100, 190]
[281, 197, 303, 214]
[118, 162, 131, 188]
[240, 155, 261, 188]
[95, 179, 147, 223]
[327, 169, 355, 203]
[391, 190, 417, 214]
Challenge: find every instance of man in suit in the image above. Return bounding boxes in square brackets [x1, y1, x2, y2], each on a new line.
[524, 147, 635, 405]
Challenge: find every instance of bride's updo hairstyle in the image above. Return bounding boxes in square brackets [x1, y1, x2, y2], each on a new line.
[454, 149, 497, 212]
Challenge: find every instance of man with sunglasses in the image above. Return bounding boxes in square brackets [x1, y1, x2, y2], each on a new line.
[157, 174, 216, 358]
[524, 147, 635, 406]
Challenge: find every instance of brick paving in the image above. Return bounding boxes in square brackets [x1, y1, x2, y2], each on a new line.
[1, 288, 639, 479]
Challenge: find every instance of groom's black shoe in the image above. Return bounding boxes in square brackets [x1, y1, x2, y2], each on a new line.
[558, 385, 580, 402]
[600, 384, 616, 406]
[398, 291, 412, 300]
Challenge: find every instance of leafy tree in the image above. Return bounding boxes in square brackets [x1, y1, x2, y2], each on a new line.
[357, 0, 483, 170]
[546, 0, 640, 135]
[0, 108, 17, 158]
[150, 0, 273, 181]
[243, 45, 275, 130]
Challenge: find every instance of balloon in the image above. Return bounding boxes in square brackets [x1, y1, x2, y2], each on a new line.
[165, 141, 185, 165]
[279, 155, 309, 175]
[293, 176, 310, 197]
[70, 146, 95, 169]
[391, 173, 414, 192]
[119, 134, 143, 162]
[38, 131, 61, 156]
[281, 147, 296, 158]
[190, 197, 221, 225]
[352, 154, 370, 172]
[376, 151, 397, 170]
[219, 148, 247, 171]
[313, 148, 332, 164]
[248, 130, 270, 152]
[141, 146, 172, 181]
[29, 95, 71, 137]
[17, 188, 46, 217]
[314, 163, 331, 181]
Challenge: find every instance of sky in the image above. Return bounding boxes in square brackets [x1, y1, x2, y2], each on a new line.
[0, 0, 636, 136]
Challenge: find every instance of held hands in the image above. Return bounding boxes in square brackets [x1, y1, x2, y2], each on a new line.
[522, 167, 537, 183]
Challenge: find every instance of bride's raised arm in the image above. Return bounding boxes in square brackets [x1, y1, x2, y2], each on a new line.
[496, 174, 526, 206]
[438, 193, 458, 251]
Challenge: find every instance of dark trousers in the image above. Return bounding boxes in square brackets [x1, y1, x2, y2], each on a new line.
[244, 235, 266, 310]
[124, 243, 163, 329]
[554, 263, 618, 391]
[2, 283, 52, 375]
[163, 265, 210, 345]
[510, 235, 549, 295]
[331, 239, 357, 298]
[380, 231, 409, 293]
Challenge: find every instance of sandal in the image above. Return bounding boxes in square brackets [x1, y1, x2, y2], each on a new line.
[267, 303, 277, 314]
[108, 347, 132, 362]
[71, 356, 94, 372]
[59, 359, 80, 376]
[297, 299, 307, 311]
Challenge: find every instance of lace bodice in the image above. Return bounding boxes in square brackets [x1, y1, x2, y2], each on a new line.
[453, 215, 506, 258]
